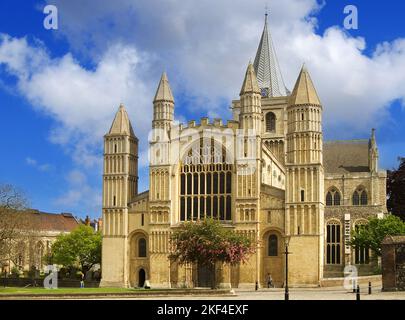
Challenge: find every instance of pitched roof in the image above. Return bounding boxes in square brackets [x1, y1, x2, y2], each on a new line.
[253, 14, 288, 97]
[153, 72, 174, 103]
[108, 104, 135, 136]
[382, 235, 405, 245]
[16, 210, 79, 232]
[323, 140, 370, 174]
[289, 64, 321, 106]
[240, 62, 261, 95]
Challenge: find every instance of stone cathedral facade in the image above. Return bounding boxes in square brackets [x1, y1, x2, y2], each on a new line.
[100, 15, 387, 288]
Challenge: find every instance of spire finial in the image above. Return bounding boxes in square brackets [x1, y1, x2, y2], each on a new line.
[253, 5, 288, 97]
[371, 128, 376, 144]
[154, 71, 174, 103]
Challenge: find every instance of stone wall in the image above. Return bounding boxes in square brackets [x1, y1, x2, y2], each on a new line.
[382, 236, 405, 291]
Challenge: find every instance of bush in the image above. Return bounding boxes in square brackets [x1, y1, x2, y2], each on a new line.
[10, 267, 20, 278]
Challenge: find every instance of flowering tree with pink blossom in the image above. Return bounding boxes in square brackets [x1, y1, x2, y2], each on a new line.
[169, 218, 256, 288]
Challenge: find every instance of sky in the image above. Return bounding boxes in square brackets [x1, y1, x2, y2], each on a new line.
[0, 0, 404, 219]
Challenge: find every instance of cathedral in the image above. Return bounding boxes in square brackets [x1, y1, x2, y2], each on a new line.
[100, 15, 387, 288]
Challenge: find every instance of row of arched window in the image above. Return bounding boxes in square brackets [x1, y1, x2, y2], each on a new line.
[325, 187, 368, 206]
[326, 220, 370, 265]
[266, 226, 370, 265]
[137, 232, 369, 266]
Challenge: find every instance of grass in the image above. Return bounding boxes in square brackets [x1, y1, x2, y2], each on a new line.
[0, 287, 161, 295]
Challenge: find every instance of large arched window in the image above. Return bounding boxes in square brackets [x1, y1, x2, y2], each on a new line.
[352, 191, 360, 205]
[35, 242, 44, 269]
[326, 221, 341, 264]
[326, 188, 341, 206]
[360, 191, 368, 205]
[268, 234, 278, 256]
[352, 187, 368, 206]
[265, 112, 276, 132]
[326, 192, 333, 206]
[138, 238, 147, 257]
[180, 138, 232, 221]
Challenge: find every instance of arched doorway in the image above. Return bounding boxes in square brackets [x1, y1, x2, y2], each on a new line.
[138, 268, 146, 287]
[262, 230, 284, 287]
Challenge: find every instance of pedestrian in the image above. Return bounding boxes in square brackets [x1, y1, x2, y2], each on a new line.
[80, 272, 85, 288]
[267, 273, 274, 288]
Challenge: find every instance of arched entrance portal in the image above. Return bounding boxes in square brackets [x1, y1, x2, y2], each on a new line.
[138, 268, 146, 287]
[262, 230, 284, 287]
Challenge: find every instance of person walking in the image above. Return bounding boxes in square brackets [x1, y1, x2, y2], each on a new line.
[267, 273, 274, 288]
[80, 271, 85, 288]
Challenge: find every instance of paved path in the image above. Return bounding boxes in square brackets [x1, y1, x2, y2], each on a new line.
[117, 286, 405, 300]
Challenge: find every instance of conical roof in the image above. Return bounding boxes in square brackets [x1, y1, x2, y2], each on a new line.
[289, 64, 321, 106]
[253, 14, 288, 97]
[153, 72, 174, 103]
[240, 62, 261, 95]
[369, 128, 377, 150]
[108, 103, 135, 136]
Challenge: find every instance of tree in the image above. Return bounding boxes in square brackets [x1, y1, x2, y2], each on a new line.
[0, 184, 31, 270]
[169, 218, 256, 288]
[387, 157, 405, 221]
[50, 224, 101, 274]
[350, 215, 405, 256]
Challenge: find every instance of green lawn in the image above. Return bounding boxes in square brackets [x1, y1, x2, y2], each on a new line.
[0, 287, 158, 295]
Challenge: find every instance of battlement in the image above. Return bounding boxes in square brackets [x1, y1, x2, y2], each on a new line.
[177, 117, 240, 132]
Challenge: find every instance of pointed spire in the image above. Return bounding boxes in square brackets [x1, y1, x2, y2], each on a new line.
[369, 128, 379, 172]
[370, 128, 377, 150]
[289, 64, 321, 106]
[108, 103, 135, 136]
[154, 72, 174, 103]
[240, 62, 261, 95]
[253, 13, 288, 97]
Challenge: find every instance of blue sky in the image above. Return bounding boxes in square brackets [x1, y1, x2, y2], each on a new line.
[0, 0, 404, 219]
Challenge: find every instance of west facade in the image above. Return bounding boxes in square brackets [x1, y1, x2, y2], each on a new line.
[100, 15, 387, 288]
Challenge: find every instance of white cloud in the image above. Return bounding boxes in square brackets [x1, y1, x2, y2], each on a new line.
[41, 0, 405, 135]
[0, 33, 155, 213]
[53, 169, 101, 217]
[25, 156, 52, 172]
[1, 0, 405, 214]
[0, 33, 154, 168]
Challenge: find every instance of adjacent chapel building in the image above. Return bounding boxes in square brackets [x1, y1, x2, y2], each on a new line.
[100, 15, 387, 288]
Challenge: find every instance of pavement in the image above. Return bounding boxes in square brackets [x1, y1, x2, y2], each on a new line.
[116, 286, 405, 300]
[1, 285, 404, 300]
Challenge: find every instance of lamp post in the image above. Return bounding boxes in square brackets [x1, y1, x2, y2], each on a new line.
[283, 236, 291, 301]
[2, 262, 9, 288]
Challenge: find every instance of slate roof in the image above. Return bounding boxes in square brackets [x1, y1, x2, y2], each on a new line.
[323, 140, 370, 174]
[253, 13, 288, 97]
[16, 210, 79, 232]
